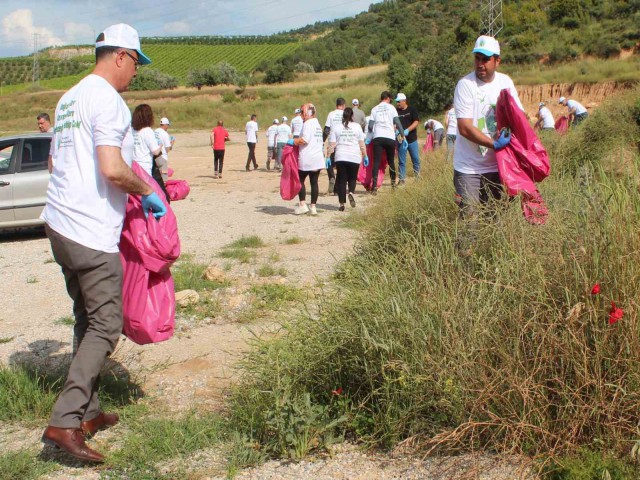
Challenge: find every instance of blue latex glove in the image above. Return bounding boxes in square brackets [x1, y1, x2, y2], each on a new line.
[141, 192, 167, 219]
[365, 138, 371, 145]
[325, 157, 332, 168]
[493, 128, 511, 151]
[403, 129, 409, 136]
[401, 139, 408, 150]
[363, 155, 369, 167]
[286, 139, 295, 146]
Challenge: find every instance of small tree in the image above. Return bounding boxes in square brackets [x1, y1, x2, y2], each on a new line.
[129, 68, 178, 91]
[264, 64, 294, 84]
[386, 55, 413, 94]
[412, 45, 466, 115]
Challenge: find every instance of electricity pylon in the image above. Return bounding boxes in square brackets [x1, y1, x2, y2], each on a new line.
[480, 0, 503, 38]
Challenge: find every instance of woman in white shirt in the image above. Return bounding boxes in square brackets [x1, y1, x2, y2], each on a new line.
[132, 104, 162, 175]
[329, 108, 366, 211]
[288, 103, 324, 216]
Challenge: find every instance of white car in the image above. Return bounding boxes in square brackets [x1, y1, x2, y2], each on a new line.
[0, 133, 51, 230]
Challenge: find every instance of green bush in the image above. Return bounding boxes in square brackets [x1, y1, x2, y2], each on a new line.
[385, 55, 413, 94]
[230, 87, 640, 469]
[264, 64, 294, 84]
[129, 68, 178, 91]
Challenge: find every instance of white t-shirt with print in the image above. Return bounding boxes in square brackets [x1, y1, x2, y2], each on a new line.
[291, 115, 303, 137]
[325, 109, 345, 134]
[330, 122, 365, 164]
[567, 99, 587, 115]
[453, 71, 523, 174]
[370, 102, 399, 141]
[41, 74, 133, 253]
[266, 125, 278, 146]
[539, 106, 555, 129]
[298, 118, 324, 171]
[133, 127, 160, 176]
[246, 120, 258, 143]
[276, 123, 292, 144]
[446, 108, 457, 135]
[155, 127, 171, 162]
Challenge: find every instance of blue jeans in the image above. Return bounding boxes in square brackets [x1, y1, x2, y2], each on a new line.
[397, 139, 420, 181]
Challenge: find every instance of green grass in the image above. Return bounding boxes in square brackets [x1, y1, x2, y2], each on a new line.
[219, 236, 266, 264]
[257, 264, 287, 277]
[26, 275, 37, 284]
[282, 236, 304, 245]
[228, 236, 266, 249]
[173, 256, 230, 292]
[54, 315, 74, 326]
[227, 86, 640, 472]
[0, 337, 13, 344]
[0, 449, 58, 480]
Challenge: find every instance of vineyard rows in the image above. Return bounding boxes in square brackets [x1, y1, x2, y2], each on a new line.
[143, 43, 300, 81]
[0, 58, 91, 86]
[141, 35, 298, 45]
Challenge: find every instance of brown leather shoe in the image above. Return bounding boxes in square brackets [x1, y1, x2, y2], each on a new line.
[81, 412, 119, 437]
[42, 426, 105, 463]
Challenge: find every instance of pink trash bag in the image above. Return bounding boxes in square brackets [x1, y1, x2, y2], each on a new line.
[358, 143, 388, 191]
[280, 145, 302, 201]
[120, 162, 181, 345]
[495, 89, 550, 225]
[422, 133, 434, 153]
[165, 179, 190, 201]
[167, 167, 174, 177]
[555, 116, 569, 135]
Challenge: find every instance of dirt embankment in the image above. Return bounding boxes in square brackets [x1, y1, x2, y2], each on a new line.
[517, 81, 638, 116]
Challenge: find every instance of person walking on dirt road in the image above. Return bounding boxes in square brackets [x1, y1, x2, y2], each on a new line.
[210, 120, 230, 178]
[266, 118, 279, 170]
[40, 23, 165, 464]
[275, 115, 292, 171]
[324, 97, 347, 194]
[369, 90, 405, 193]
[245, 114, 259, 171]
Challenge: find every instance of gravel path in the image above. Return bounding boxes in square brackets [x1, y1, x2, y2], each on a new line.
[1, 130, 533, 478]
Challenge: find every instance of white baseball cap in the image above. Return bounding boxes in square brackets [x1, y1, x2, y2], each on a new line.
[558, 96, 567, 104]
[472, 35, 500, 57]
[395, 93, 407, 102]
[294, 108, 301, 114]
[538, 102, 545, 108]
[352, 98, 359, 106]
[160, 117, 170, 125]
[95, 23, 151, 65]
[282, 116, 288, 122]
[273, 118, 279, 124]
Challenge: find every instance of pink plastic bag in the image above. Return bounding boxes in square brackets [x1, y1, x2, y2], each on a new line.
[280, 145, 302, 200]
[358, 143, 388, 191]
[555, 116, 569, 135]
[167, 167, 174, 177]
[495, 89, 550, 225]
[120, 163, 180, 345]
[422, 133, 434, 153]
[165, 179, 190, 201]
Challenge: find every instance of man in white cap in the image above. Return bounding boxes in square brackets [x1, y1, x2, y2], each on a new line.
[155, 117, 174, 180]
[41, 24, 164, 463]
[453, 34, 523, 225]
[351, 99, 366, 131]
[535, 102, 555, 131]
[559, 96, 588, 127]
[291, 108, 303, 139]
[275, 115, 292, 171]
[266, 118, 279, 170]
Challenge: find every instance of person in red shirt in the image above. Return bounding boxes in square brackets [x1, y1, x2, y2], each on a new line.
[210, 120, 230, 178]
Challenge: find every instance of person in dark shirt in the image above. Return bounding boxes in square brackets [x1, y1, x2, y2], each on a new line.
[395, 93, 420, 185]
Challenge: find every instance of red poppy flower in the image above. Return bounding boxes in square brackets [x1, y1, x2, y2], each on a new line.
[591, 284, 600, 295]
[609, 301, 624, 325]
[331, 387, 343, 396]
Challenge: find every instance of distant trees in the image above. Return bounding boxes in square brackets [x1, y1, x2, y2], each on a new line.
[386, 55, 413, 93]
[129, 69, 178, 91]
[186, 62, 248, 88]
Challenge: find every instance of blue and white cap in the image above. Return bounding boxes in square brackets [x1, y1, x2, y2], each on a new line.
[96, 23, 152, 65]
[472, 35, 500, 57]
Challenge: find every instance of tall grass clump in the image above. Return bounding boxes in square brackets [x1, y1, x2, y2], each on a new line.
[229, 86, 640, 469]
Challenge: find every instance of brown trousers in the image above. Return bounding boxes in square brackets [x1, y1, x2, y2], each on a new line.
[45, 225, 123, 428]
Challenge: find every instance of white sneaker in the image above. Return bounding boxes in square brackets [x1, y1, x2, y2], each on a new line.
[294, 204, 310, 215]
[309, 205, 318, 216]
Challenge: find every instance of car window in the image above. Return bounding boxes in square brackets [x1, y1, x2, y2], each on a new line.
[0, 143, 17, 174]
[19, 138, 50, 173]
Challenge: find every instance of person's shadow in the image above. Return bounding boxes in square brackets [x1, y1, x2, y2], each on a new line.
[8, 339, 144, 466]
[0, 226, 46, 243]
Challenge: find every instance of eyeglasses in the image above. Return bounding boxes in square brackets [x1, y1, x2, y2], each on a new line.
[122, 51, 140, 70]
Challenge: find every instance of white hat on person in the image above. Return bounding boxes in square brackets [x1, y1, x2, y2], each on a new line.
[472, 35, 500, 57]
[294, 108, 301, 114]
[160, 117, 171, 125]
[282, 116, 288, 122]
[538, 102, 545, 108]
[273, 118, 279, 124]
[558, 96, 567, 104]
[95, 23, 152, 65]
[352, 99, 359, 106]
[395, 93, 407, 102]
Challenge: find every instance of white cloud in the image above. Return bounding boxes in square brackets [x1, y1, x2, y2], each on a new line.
[162, 21, 191, 35]
[2, 9, 64, 49]
[63, 22, 94, 45]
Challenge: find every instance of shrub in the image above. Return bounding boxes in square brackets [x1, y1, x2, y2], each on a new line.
[129, 68, 178, 91]
[264, 64, 294, 84]
[294, 62, 314, 73]
[386, 55, 413, 94]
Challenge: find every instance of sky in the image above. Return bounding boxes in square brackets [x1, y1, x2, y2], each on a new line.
[0, 0, 374, 58]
